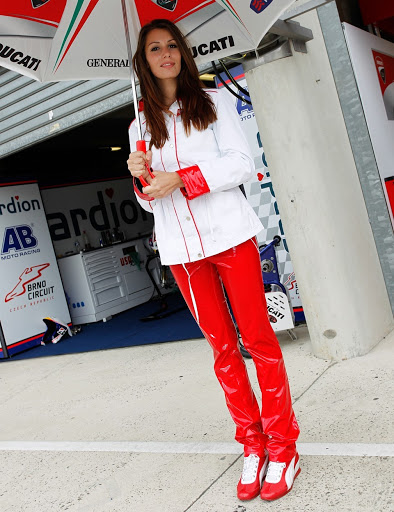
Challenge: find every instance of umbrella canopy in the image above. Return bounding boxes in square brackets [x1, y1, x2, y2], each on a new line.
[0, 0, 296, 82]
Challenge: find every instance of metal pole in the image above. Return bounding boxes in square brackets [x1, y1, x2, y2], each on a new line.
[0, 322, 9, 359]
[121, 0, 142, 140]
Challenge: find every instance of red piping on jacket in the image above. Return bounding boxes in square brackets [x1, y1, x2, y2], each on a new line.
[186, 201, 205, 257]
[160, 145, 191, 262]
[172, 115, 205, 257]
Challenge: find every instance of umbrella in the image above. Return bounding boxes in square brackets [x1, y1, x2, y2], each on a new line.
[0, 0, 296, 82]
[0, 0, 296, 182]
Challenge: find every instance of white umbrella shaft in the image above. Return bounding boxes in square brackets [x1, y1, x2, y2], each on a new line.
[121, 0, 142, 140]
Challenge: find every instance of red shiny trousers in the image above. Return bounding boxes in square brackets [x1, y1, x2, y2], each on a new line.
[170, 238, 299, 461]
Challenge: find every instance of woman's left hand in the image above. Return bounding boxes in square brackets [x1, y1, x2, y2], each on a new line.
[143, 171, 184, 199]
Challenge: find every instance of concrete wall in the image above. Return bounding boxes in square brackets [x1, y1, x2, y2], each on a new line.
[244, 6, 393, 359]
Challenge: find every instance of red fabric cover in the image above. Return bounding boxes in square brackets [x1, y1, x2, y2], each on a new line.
[358, 0, 394, 24]
[176, 165, 210, 200]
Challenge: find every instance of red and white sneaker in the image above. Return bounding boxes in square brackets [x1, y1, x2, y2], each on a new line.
[237, 453, 269, 501]
[260, 452, 300, 501]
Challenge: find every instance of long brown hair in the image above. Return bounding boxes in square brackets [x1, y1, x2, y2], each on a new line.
[133, 19, 217, 149]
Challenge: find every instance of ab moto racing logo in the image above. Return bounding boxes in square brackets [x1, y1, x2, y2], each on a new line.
[1, 224, 40, 260]
[236, 89, 254, 121]
[250, 0, 274, 14]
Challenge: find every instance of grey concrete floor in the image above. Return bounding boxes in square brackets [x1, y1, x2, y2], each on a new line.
[0, 325, 393, 512]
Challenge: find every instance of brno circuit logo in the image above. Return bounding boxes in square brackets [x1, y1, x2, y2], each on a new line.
[1, 225, 38, 255]
[5, 263, 50, 303]
[250, 0, 274, 14]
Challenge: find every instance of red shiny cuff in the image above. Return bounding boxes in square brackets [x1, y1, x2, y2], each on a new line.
[133, 177, 154, 202]
[176, 165, 210, 200]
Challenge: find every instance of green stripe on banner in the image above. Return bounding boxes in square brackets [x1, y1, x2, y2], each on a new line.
[54, 0, 86, 69]
[218, 0, 242, 24]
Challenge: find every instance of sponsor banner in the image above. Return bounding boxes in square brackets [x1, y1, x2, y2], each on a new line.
[266, 292, 294, 331]
[191, 35, 236, 59]
[250, 0, 275, 14]
[86, 58, 129, 68]
[385, 176, 394, 217]
[40, 177, 154, 257]
[0, 41, 42, 70]
[215, 64, 304, 316]
[344, 24, 394, 226]
[372, 50, 394, 121]
[0, 36, 47, 81]
[0, 183, 70, 352]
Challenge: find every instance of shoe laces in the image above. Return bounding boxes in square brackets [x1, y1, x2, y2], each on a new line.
[265, 461, 286, 483]
[241, 454, 260, 483]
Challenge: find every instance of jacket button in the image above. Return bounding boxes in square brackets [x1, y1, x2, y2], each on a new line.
[186, 216, 191, 221]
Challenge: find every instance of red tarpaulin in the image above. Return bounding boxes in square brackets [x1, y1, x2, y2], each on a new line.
[358, 0, 394, 38]
[358, 0, 394, 25]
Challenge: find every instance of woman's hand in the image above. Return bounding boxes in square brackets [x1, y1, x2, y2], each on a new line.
[143, 171, 184, 199]
[127, 150, 152, 180]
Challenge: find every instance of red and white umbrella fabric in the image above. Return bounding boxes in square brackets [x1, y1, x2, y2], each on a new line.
[0, 0, 296, 82]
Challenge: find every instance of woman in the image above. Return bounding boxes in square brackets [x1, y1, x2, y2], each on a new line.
[127, 18, 300, 502]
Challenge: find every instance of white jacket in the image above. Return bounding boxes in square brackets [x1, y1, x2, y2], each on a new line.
[128, 89, 263, 265]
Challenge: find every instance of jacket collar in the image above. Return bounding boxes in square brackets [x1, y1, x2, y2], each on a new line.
[167, 99, 181, 116]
